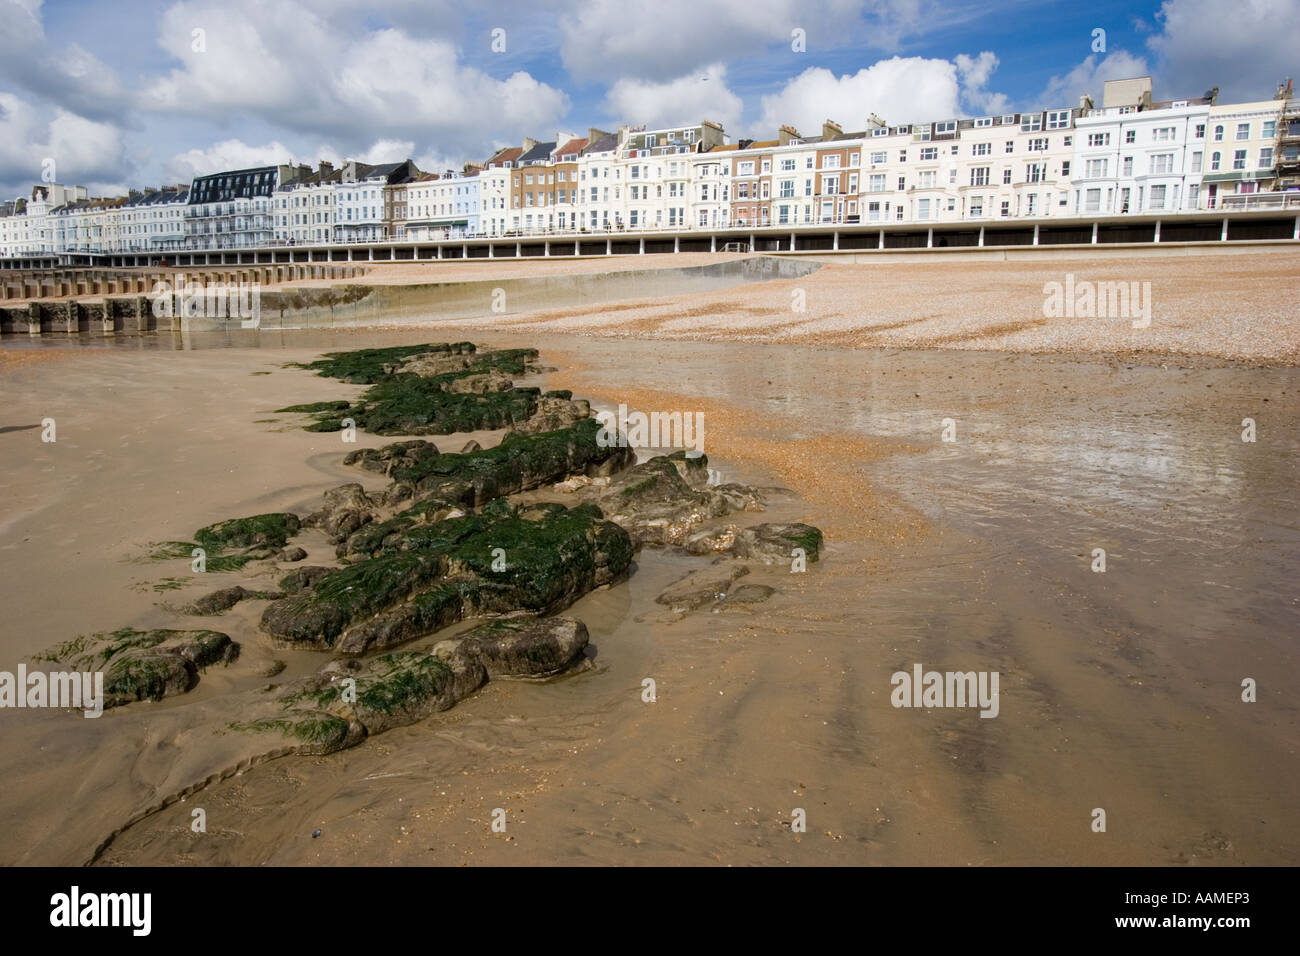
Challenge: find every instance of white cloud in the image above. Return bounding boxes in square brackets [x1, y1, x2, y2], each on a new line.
[1147, 0, 1299, 102]
[755, 56, 991, 136]
[139, 1, 570, 162]
[162, 139, 296, 182]
[559, 0, 952, 81]
[0, 92, 128, 193]
[1037, 51, 1151, 110]
[602, 64, 744, 134]
[956, 51, 1009, 115]
[0, 0, 129, 121]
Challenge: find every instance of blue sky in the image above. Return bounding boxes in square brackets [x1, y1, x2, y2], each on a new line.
[1, 0, 1296, 196]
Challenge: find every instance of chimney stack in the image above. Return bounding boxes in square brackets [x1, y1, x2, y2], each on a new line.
[822, 119, 843, 140]
[778, 124, 801, 145]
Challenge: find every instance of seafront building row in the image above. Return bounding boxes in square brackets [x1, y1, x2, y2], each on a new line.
[2, 75, 1297, 258]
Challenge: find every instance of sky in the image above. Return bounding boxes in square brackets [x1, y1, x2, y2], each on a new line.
[1, 0, 1296, 198]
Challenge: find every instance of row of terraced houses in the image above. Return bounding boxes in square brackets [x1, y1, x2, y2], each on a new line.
[2, 76, 1298, 258]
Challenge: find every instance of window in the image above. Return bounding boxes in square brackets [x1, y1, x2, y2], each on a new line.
[1005, 140, 1014, 153]
[1000, 200, 1010, 217]
[1027, 163, 1046, 183]
[779, 179, 794, 198]
[970, 197, 983, 216]
[1149, 184, 1167, 209]
[822, 155, 841, 169]
[917, 199, 931, 219]
[1061, 160, 1071, 176]
[870, 151, 886, 164]
[1194, 123, 1205, 139]
[1085, 158, 1108, 178]
[1236, 122, 1250, 140]
[1260, 146, 1275, 167]
[849, 153, 859, 166]
[973, 143, 990, 156]
[920, 147, 938, 161]
[1122, 156, 1134, 176]
[1190, 152, 1202, 173]
[1213, 125, 1224, 141]
[1263, 120, 1277, 138]
[1233, 149, 1246, 170]
[781, 158, 796, 171]
[897, 176, 906, 190]
[1028, 138, 1048, 152]
[1020, 114, 1042, 132]
[1151, 153, 1173, 174]
[1047, 110, 1070, 130]
[738, 161, 754, 175]
[1153, 127, 1175, 141]
[1003, 168, 1012, 184]
[971, 167, 990, 186]
[919, 171, 935, 188]
[761, 160, 771, 173]
[899, 150, 907, 162]
[869, 174, 886, 192]
[1085, 188, 1101, 212]
[1125, 129, 1136, 143]
[975, 117, 993, 128]
[1210, 152, 1221, 171]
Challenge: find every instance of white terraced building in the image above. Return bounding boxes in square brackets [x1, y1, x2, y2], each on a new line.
[2, 75, 1296, 258]
[1070, 77, 1211, 216]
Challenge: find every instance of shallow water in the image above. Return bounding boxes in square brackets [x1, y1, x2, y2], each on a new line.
[1, 329, 1296, 865]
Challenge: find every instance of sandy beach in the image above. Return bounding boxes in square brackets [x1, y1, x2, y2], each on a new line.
[0, 251, 1297, 866]
[340, 248, 1300, 365]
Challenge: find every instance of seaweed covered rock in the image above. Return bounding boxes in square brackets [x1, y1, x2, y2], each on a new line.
[233, 617, 588, 754]
[260, 502, 633, 653]
[734, 523, 824, 564]
[349, 418, 634, 518]
[278, 565, 336, 594]
[343, 440, 439, 477]
[303, 483, 380, 544]
[195, 513, 301, 552]
[656, 564, 752, 612]
[152, 512, 303, 572]
[588, 451, 765, 547]
[35, 628, 238, 708]
[183, 585, 284, 616]
[510, 394, 592, 436]
[442, 616, 590, 678]
[280, 344, 545, 436]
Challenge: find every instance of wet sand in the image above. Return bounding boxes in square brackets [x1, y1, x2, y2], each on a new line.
[1, 325, 1295, 866]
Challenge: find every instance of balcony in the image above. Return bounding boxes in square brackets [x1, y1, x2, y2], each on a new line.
[1219, 191, 1300, 210]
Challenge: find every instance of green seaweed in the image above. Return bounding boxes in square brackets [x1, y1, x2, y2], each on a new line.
[280, 343, 544, 436]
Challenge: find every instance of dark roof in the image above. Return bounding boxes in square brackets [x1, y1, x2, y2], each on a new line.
[518, 141, 556, 164]
[126, 188, 189, 207]
[584, 133, 619, 154]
